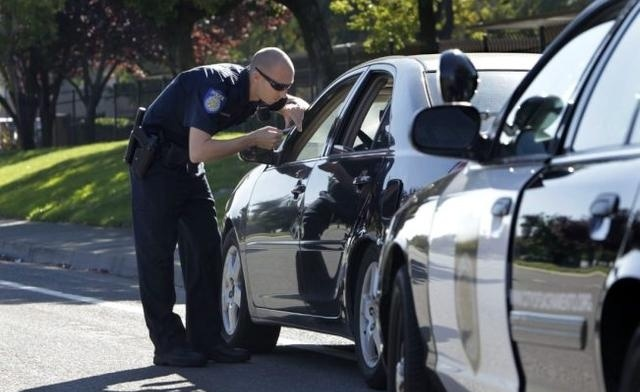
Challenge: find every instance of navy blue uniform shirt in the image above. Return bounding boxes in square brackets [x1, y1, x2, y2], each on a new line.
[143, 63, 286, 148]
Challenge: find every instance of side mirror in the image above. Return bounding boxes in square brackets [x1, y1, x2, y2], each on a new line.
[239, 147, 279, 165]
[412, 105, 485, 160]
[439, 49, 478, 102]
[513, 95, 563, 133]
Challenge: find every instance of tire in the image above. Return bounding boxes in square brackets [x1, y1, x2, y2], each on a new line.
[620, 325, 640, 392]
[220, 230, 280, 353]
[386, 266, 428, 392]
[354, 246, 386, 389]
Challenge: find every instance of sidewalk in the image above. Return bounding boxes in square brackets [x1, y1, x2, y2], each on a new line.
[0, 219, 180, 282]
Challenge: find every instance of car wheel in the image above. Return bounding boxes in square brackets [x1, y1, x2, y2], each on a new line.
[620, 324, 640, 392]
[354, 246, 386, 389]
[220, 230, 280, 353]
[386, 266, 428, 392]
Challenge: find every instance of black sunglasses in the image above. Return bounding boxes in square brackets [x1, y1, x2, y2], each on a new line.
[255, 67, 292, 92]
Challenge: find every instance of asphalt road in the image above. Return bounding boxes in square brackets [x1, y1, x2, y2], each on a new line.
[0, 259, 371, 392]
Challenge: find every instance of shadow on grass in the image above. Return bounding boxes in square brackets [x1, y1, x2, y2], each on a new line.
[0, 143, 257, 228]
[0, 144, 131, 227]
[0, 147, 62, 167]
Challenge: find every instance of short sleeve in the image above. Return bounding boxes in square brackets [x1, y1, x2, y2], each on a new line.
[183, 86, 226, 135]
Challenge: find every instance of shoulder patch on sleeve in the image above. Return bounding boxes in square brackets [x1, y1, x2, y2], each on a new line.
[203, 88, 225, 114]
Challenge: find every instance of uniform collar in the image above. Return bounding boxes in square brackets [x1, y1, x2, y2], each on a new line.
[220, 66, 257, 117]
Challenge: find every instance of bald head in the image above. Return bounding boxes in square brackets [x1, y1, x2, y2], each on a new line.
[251, 47, 293, 70]
[251, 47, 294, 79]
[248, 47, 294, 102]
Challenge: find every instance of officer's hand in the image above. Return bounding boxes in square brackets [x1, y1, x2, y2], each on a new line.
[250, 126, 283, 150]
[281, 96, 309, 132]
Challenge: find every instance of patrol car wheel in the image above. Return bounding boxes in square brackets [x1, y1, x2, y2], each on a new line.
[220, 230, 280, 353]
[354, 247, 386, 389]
[386, 266, 428, 392]
[620, 324, 640, 392]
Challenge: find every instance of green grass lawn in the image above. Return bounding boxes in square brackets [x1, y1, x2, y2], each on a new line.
[0, 132, 256, 227]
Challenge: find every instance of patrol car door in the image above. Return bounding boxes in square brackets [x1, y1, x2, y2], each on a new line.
[510, 9, 640, 392]
[296, 66, 395, 317]
[427, 15, 617, 392]
[244, 72, 363, 313]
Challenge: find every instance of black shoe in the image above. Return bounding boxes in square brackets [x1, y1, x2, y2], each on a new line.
[153, 345, 207, 367]
[207, 343, 251, 363]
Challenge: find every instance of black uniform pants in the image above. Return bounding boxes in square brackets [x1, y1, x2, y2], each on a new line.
[130, 157, 222, 354]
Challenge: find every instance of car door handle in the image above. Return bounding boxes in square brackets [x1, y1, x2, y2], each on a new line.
[589, 193, 619, 217]
[291, 182, 306, 199]
[589, 193, 619, 241]
[353, 175, 372, 186]
[491, 197, 512, 217]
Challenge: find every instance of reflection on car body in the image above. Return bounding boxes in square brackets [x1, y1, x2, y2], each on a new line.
[377, 0, 640, 391]
[220, 51, 538, 388]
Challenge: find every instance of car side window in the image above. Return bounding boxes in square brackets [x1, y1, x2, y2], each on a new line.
[496, 20, 615, 158]
[293, 78, 358, 161]
[337, 73, 393, 152]
[572, 14, 640, 150]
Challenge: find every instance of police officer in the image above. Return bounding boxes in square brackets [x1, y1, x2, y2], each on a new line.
[131, 47, 308, 367]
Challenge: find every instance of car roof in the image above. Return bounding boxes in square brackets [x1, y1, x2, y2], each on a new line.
[357, 52, 540, 72]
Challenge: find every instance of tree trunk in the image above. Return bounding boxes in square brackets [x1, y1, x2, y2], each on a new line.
[6, 54, 40, 150]
[38, 73, 55, 147]
[16, 93, 37, 150]
[417, 0, 439, 53]
[277, 0, 336, 92]
[438, 0, 454, 40]
[160, 2, 205, 73]
[84, 101, 97, 143]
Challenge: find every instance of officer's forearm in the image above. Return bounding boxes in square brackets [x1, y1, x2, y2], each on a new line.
[189, 127, 253, 163]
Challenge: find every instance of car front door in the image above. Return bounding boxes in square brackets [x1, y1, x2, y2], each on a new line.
[427, 10, 619, 391]
[510, 7, 640, 392]
[297, 66, 395, 317]
[244, 72, 362, 312]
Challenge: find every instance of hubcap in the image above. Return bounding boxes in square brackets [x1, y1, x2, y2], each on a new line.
[359, 261, 382, 368]
[221, 245, 242, 335]
[395, 352, 405, 392]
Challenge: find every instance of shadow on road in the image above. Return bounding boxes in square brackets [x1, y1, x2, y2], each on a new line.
[21, 345, 371, 392]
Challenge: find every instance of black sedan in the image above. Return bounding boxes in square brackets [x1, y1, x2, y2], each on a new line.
[377, 0, 640, 391]
[220, 51, 537, 388]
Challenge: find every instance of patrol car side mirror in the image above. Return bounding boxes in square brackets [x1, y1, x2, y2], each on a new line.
[239, 147, 279, 165]
[513, 95, 563, 133]
[412, 105, 488, 161]
[439, 49, 478, 102]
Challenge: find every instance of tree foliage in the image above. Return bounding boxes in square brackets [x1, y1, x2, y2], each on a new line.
[0, 0, 65, 149]
[193, 1, 295, 64]
[330, 0, 420, 53]
[62, 0, 162, 142]
[330, 0, 591, 53]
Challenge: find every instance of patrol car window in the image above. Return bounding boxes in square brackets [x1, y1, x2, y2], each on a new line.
[294, 78, 357, 161]
[427, 71, 527, 135]
[573, 15, 640, 150]
[496, 20, 615, 158]
[338, 74, 393, 152]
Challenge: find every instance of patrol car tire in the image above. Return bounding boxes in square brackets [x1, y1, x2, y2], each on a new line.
[354, 247, 386, 389]
[619, 324, 640, 392]
[220, 230, 280, 353]
[386, 266, 428, 392]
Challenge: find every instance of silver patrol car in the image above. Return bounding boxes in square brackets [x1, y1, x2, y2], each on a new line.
[377, 0, 640, 391]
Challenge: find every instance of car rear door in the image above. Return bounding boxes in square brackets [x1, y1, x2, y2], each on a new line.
[427, 10, 620, 391]
[510, 7, 640, 392]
